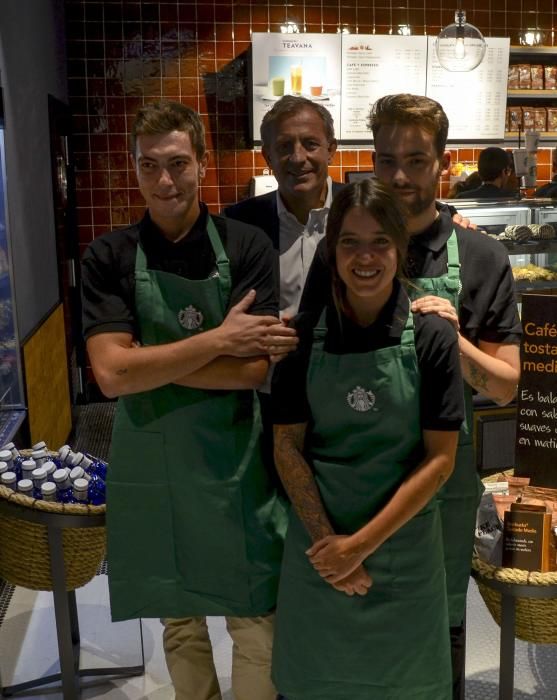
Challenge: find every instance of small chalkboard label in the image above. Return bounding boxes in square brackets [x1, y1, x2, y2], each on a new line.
[515, 293, 557, 486]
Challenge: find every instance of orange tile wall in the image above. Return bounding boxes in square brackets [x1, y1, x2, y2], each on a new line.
[65, 0, 557, 252]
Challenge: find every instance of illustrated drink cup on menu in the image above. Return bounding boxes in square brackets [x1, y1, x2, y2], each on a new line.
[271, 77, 285, 97]
[290, 64, 302, 94]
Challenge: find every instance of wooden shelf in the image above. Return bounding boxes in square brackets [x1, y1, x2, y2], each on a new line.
[507, 89, 557, 99]
[510, 46, 557, 56]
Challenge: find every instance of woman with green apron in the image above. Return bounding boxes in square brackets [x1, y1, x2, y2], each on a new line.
[271, 179, 463, 699]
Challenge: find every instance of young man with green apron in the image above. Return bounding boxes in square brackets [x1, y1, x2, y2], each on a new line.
[369, 95, 521, 699]
[82, 101, 293, 700]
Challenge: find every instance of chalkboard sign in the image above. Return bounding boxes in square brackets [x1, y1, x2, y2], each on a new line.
[515, 293, 557, 486]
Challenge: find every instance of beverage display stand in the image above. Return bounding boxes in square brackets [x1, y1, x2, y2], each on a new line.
[471, 556, 557, 700]
[0, 488, 145, 699]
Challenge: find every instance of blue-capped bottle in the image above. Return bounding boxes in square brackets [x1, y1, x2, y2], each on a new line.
[72, 478, 89, 504]
[52, 469, 74, 503]
[1, 471, 16, 491]
[32, 467, 47, 499]
[41, 481, 57, 502]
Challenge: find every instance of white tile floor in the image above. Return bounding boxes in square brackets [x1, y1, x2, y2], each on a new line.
[0, 574, 556, 699]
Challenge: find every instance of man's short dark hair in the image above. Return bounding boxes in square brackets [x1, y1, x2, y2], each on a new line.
[130, 101, 206, 159]
[367, 94, 449, 157]
[478, 147, 511, 182]
[260, 95, 336, 146]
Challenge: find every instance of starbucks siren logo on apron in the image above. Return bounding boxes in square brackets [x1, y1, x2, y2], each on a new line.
[178, 304, 204, 330]
[347, 386, 376, 412]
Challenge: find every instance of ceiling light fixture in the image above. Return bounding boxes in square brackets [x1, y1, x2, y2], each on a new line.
[397, 24, 412, 36]
[280, 22, 299, 34]
[434, 8, 487, 72]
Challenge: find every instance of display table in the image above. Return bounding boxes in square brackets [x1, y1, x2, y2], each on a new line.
[471, 565, 557, 700]
[0, 496, 144, 699]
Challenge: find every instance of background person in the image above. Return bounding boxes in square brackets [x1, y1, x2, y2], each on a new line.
[300, 93, 521, 699]
[271, 178, 463, 700]
[81, 101, 293, 700]
[454, 146, 517, 199]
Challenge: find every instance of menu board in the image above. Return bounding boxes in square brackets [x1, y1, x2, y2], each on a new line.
[340, 35, 428, 141]
[251, 33, 342, 144]
[425, 37, 510, 141]
[251, 34, 510, 144]
[515, 294, 557, 487]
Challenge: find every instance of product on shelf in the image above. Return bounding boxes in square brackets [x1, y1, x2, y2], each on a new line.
[508, 64, 520, 89]
[512, 263, 557, 282]
[519, 64, 533, 89]
[531, 65, 544, 90]
[507, 106, 523, 131]
[545, 66, 557, 90]
[533, 107, 548, 132]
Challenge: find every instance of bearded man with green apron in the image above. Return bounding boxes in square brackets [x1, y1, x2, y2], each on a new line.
[82, 101, 292, 700]
[271, 274, 465, 699]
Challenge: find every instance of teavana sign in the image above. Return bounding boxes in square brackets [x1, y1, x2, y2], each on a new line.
[515, 293, 557, 486]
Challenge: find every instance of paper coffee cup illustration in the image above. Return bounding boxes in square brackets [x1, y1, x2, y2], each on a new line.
[310, 85, 323, 96]
[290, 65, 302, 94]
[513, 148, 529, 177]
[525, 130, 540, 153]
[271, 77, 285, 97]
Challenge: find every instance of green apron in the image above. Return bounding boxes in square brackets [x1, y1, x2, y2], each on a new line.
[106, 217, 287, 622]
[272, 304, 451, 700]
[408, 230, 483, 627]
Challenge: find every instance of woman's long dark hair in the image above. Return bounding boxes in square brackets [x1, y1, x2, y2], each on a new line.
[325, 178, 410, 314]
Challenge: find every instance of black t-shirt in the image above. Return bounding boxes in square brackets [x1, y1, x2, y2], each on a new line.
[81, 204, 278, 340]
[272, 280, 464, 431]
[300, 204, 522, 346]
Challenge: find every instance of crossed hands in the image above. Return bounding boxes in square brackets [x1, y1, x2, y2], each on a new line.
[219, 290, 298, 361]
[306, 534, 372, 597]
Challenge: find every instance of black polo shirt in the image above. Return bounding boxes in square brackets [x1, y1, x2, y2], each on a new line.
[272, 279, 464, 430]
[300, 204, 522, 347]
[81, 204, 278, 340]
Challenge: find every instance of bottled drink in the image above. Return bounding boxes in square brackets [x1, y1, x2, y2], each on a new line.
[0, 462, 8, 478]
[32, 441, 48, 451]
[53, 469, 74, 503]
[0, 449, 17, 478]
[84, 452, 108, 481]
[1, 471, 17, 490]
[70, 465, 104, 504]
[1, 442, 20, 459]
[72, 478, 89, 504]
[41, 481, 57, 502]
[30, 449, 48, 469]
[42, 461, 57, 481]
[58, 445, 76, 466]
[17, 479, 33, 496]
[32, 467, 47, 498]
[21, 459, 37, 481]
[69, 466, 90, 482]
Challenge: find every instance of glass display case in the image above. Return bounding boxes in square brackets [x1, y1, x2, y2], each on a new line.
[445, 198, 557, 298]
[0, 117, 26, 437]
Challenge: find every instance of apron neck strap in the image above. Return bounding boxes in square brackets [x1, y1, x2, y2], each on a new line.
[134, 216, 232, 300]
[446, 229, 460, 280]
[401, 304, 415, 347]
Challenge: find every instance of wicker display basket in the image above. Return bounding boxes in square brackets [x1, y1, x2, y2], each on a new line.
[0, 452, 106, 592]
[472, 469, 557, 644]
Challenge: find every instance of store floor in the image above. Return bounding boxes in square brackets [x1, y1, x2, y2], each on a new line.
[0, 404, 555, 699]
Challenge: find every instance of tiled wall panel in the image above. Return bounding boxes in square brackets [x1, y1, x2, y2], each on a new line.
[64, 0, 557, 248]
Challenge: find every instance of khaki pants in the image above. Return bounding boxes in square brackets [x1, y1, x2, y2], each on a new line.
[162, 614, 276, 700]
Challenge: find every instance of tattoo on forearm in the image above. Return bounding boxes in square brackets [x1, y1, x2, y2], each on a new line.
[115, 368, 128, 376]
[274, 425, 334, 542]
[465, 358, 489, 392]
